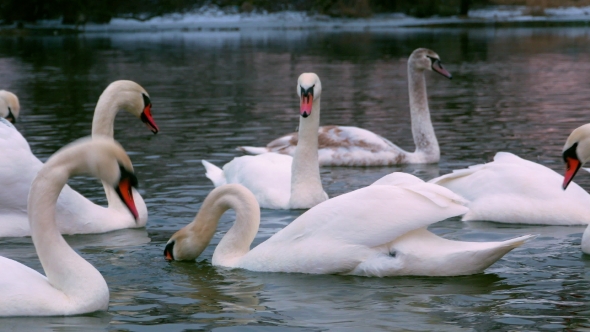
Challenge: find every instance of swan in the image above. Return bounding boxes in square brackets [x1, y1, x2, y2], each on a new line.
[562, 123, 590, 254]
[164, 176, 534, 277]
[0, 136, 139, 316]
[0, 90, 20, 123]
[238, 48, 452, 166]
[0, 80, 158, 237]
[202, 73, 328, 209]
[428, 152, 590, 225]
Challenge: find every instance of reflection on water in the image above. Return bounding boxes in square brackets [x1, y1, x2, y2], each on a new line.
[1, 27, 590, 330]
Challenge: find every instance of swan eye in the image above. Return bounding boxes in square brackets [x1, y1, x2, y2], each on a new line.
[300, 85, 315, 97]
[389, 250, 397, 258]
[563, 142, 579, 164]
[118, 164, 138, 188]
[142, 93, 151, 109]
[5, 107, 15, 123]
[164, 241, 175, 261]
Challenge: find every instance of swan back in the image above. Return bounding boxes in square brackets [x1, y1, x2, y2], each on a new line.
[430, 152, 590, 224]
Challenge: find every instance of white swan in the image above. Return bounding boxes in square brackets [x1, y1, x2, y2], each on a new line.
[562, 123, 590, 253]
[164, 176, 534, 277]
[0, 80, 158, 237]
[202, 73, 328, 209]
[0, 136, 139, 316]
[429, 152, 590, 225]
[0, 90, 20, 123]
[238, 48, 452, 166]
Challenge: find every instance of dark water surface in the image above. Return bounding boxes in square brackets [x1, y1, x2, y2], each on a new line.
[1, 27, 590, 331]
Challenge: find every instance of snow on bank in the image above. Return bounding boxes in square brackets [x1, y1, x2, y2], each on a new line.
[16, 5, 590, 33]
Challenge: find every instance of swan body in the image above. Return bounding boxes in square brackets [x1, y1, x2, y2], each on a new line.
[238, 48, 452, 166]
[165, 175, 534, 277]
[0, 137, 139, 316]
[0, 80, 158, 237]
[202, 73, 328, 209]
[562, 123, 590, 254]
[0, 90, 20, 123]
[429, 152, 590, 225]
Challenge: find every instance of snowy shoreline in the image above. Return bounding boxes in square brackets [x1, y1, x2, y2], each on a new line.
[3, 5, 590, 34]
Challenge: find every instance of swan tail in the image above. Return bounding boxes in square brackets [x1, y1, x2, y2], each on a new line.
[201, 160, 227, 187]
[498, 234, 537, 248]
[236, 146, 269, 155]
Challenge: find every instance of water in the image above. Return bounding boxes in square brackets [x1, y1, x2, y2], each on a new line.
[1, 27, 590, 331]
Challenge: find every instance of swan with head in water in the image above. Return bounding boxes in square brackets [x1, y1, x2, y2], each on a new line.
[562, 123, 590, 254]
[0, 136, 139, 316]
[0, 80, 158, 237]
[0, 90, 20, 123]
[164, 174, 534, 277]
[202, 73, 328, 210]
[238, 48, 452, 166]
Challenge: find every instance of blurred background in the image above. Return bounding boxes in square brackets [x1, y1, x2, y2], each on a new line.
[2, 0, 590, 26]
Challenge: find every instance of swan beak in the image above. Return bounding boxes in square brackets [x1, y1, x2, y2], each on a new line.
[140, 104, 159, 134]
[432, 60, 452, 79]
[164, 241, 175, 261]
[563, 156, 582, 190]
[115, 176, 140, 221]
[300, 93, 313, 118]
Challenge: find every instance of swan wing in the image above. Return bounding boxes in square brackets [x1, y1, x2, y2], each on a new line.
[270, 184, 468, 248]
[238, 126, 399, 155]
[221, 153, 292, 209]
[429, 152, 590, 224]
[0, 120, 43, 233]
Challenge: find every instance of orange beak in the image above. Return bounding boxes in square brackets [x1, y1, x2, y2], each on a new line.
[115, 177, 139, 220]
[141, 104, 159, 134]
[563, 156, 581, 190]
[300, 94, 313, 118]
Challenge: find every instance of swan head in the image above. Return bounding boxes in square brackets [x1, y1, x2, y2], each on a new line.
[65, 137, 140, 220]
[0, 90, 20, 123]
[164, 228, 209, 262]
[409, 48, 452, 79]
[562, 123, 590, 189]
[103, 80, 159, 134]
[297, 73, 322, 118]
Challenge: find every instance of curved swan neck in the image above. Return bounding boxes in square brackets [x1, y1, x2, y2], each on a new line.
[188, 185, 260, 266]
[408, 65, 439, 158]
[28, 155, 106, 299]
[91, 89, 123, 137]
[290, 97, 322, 204]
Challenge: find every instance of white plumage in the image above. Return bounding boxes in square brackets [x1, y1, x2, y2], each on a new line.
[0, 81, 156, 237]
[166, 174, 534, 277]
[430, 152, 590, 225]
[238, 48, 452, 166]
[0, 137, 138, 316]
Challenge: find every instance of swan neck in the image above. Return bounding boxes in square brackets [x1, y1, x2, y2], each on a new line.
[28, 158, 106, 298]
[290, 98, 322, 204]
[91, 92, 120, 137]
[408, 66, 439, 157]
[191, 186, 260, 266]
